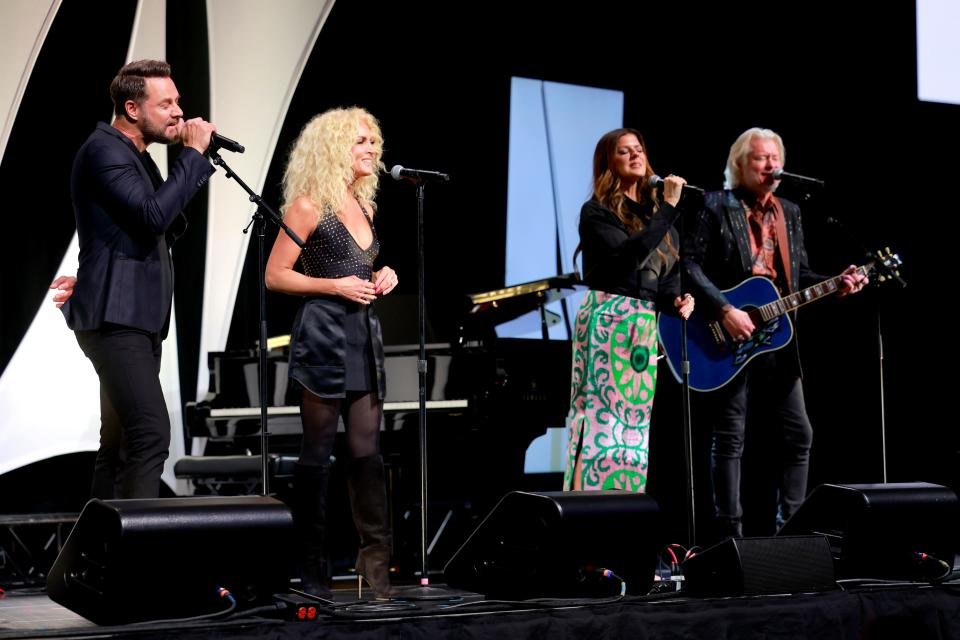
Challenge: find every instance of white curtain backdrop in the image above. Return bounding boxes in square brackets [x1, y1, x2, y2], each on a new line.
[0, 0, 334, 494]
[0, 0, 60, 161]
[196, 0, 334, 404]
[0, 0, 185, 487]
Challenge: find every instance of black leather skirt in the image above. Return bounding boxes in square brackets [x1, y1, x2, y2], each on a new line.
[288, 296, 386, 398]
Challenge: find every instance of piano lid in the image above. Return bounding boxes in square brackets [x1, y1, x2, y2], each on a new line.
[468, 272, 582, 305]
[464, 272, 583, 335]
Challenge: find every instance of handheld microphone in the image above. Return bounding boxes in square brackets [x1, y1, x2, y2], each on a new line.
[648, 174, 704, 194]
[209, 132, 245, 154]
[388, 165, 450, 183]
[772, 168, 823, 187]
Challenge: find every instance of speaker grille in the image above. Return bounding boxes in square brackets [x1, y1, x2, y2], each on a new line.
[683, 535, 836, 596]
[737, 536, 836, 594]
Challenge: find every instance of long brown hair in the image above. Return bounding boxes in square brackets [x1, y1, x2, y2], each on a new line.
[592, 128, 660, 234]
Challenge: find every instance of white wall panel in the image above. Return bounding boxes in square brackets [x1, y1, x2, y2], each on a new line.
[0, 1, 190, 494]
[197, 0, 334, 402]
[501, 78, 622, 339]
[0, 0, 59, 162]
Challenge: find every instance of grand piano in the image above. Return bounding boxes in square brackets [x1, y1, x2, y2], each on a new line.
[185, 273, 581, 447]
[183, 274, 580, 572]
[184, 343, 470, 441]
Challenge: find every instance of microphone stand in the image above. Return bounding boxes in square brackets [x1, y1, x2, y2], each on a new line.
[394, 178, 455, 600]
[651, 179, 702, 548]
[790, 185, 899, 483]
[208, 149, 304, 495]
[870, 250, 906, 482]
[824, 216, 905, 483]
[676, 196, 696, 548]
[877, 310, 887, 483]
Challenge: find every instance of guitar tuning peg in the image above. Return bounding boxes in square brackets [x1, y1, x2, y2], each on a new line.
[884, 246, 891, 254]
[878, 275, 887, 282]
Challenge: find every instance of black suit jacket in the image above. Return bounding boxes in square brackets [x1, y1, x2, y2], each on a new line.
[62, 122, 214, 337]
[683, 189, 825, 315]
[682, 188, 827, 375]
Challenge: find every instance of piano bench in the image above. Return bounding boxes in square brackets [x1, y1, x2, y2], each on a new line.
[174, 455, 298, 496]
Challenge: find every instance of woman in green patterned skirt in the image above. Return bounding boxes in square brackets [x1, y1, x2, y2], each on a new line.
[564, 128, 695, 492]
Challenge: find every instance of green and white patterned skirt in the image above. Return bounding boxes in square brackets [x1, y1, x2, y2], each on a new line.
[563, 290, 660, 492]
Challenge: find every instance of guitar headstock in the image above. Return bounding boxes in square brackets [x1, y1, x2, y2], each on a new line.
[868, 247, 905, 287]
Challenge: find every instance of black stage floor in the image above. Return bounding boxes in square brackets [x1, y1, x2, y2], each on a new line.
[2, 579, 960, 640]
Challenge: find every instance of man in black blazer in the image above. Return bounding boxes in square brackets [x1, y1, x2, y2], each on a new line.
[683, 127, 867, 539]
[58, 59, 216, 498]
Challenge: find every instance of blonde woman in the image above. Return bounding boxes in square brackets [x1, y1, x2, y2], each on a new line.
[266, 107, 398, 600]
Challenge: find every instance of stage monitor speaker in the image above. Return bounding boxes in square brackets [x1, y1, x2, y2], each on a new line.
[682, 535, 837, 596]
[443, 490, 662, 598]
[46, 495, 293, 625]
[777, 482, 959, 580]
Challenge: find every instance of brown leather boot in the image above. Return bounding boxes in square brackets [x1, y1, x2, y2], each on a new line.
[347, 455, 394, 599]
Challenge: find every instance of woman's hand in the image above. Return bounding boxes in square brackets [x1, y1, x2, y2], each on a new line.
[50, 275, 76, 308]
[674, 293, 694, 319]
[662, 175, 687, 207]
[373, 266, 398, 296]
[334, 275, 378, 304]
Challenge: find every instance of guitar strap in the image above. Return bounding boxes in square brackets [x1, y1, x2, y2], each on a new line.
[771, 197, 793, 293]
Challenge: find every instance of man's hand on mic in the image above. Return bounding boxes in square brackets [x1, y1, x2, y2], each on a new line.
[837, 265, 868, 297]
[179, 117, 216, 155]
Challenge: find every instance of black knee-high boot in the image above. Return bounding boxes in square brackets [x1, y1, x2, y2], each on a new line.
[347, 455, 394, 599]
[291, 462, 332, 598]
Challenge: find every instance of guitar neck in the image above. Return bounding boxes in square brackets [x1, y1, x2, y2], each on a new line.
[753, 265, 869, 323]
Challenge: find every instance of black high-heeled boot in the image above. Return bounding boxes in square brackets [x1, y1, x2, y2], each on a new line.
[347, 455, 394, 599]
[290, 462, 333, 599]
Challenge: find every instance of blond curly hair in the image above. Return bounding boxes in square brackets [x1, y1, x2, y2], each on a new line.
[282, 107, 384, 223]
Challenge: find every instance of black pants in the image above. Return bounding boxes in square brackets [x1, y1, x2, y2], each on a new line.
[76, 325, 170, 499]
[708, 351, 813, 536]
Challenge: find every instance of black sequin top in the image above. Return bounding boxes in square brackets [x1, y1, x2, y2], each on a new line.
[300, 205, 379, 281]
[286, 203, 386, 398]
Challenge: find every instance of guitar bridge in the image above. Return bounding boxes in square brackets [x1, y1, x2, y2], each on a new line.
[708, 321, 725, 347]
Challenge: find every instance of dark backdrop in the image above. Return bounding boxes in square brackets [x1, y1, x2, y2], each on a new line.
[2, 1, 956, 542]
[229, 0, 957, 524]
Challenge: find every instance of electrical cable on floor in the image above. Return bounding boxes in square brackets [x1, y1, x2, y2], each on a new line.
[120, 586, 237, 627]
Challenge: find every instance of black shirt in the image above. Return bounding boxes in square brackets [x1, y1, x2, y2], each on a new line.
[578, 196, 681, 311]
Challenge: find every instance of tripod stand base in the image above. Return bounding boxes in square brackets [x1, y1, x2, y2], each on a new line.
[394, 583, 462, 601]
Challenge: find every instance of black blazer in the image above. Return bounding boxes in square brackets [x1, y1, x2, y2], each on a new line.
[683, 189, 825, 317]
[62, 122, 214, 337]
[682, 189, 827, 375]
